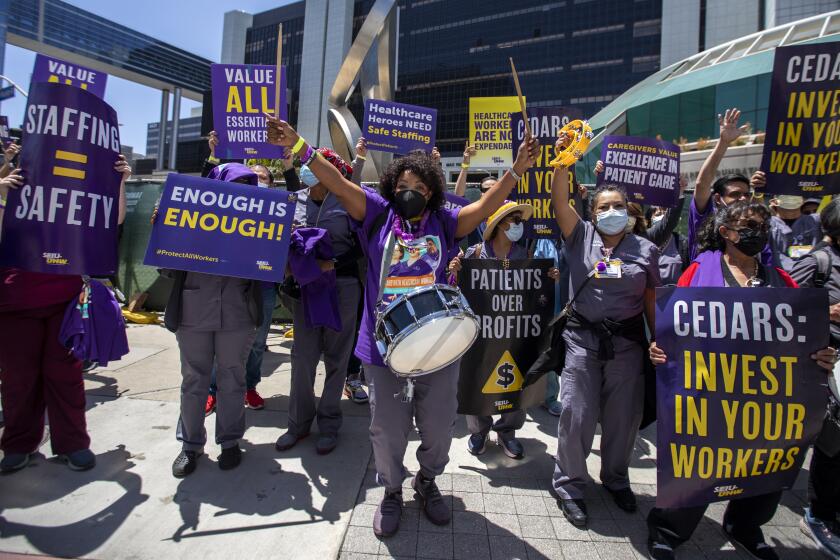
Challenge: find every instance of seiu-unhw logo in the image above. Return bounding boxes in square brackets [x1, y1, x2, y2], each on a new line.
[42, 252, 68, 265]
[713, 485, 744, 498]
[257, 260, 273, 271]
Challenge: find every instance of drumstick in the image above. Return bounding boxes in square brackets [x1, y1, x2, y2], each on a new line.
[275, 23, 283, 118]
[509, 58, 531, 138]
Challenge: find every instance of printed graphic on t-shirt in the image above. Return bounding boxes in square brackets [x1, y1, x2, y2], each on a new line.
[382, 234, 442, 301]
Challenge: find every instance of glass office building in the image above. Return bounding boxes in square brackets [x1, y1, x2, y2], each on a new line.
[244, 0, 663, 156]
[7, 0, 212, 94]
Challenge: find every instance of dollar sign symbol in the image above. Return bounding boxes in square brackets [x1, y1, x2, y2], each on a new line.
[497, 363, 515, 389]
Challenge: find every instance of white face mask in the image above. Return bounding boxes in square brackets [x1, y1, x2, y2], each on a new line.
[595, 208, 629, 236]
[504, 222, 524, 242]
[651, 214, 664, 226]
[258, 182, 270, 188]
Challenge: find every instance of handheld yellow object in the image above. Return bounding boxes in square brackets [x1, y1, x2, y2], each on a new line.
[550, 119, 593, 168]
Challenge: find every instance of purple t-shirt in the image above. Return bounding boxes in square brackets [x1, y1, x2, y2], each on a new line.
[352, 188, 460, 366]
[688, 198, 773, 266]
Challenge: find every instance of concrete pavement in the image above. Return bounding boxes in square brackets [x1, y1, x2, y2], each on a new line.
[0, 322, 826, 559]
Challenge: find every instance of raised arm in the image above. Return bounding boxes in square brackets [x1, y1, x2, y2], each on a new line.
[454, 142, 475, 197]
[694, 109, 748, 213]
[114, 155, 131, 226]
[350, 137, 367, 186]
[550, 135, 580, 239]
[646, 178, 687, 246]
[455, 135, 538, 238]
[0, 143, 21, 179]
[266, 115, 367, 221]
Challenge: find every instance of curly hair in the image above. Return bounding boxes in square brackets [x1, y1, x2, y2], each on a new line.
[379, 151, 446, 212]
[696, 200, 770, 253]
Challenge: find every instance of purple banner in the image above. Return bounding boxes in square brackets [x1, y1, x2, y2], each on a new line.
[511, 107, 583, 238]
[211, 64, 287, 160]
[444, 191, 470, 213]
[143, 173, 295, 282]
[0, 116, 10, 145]
[0, 83, 121, 275]
[362, 99, 437, 154]
[654, 286, 828, 509]
[32, 54, 108, 99]
[760, 43, 840, 196]
[597, 135, 681, 208]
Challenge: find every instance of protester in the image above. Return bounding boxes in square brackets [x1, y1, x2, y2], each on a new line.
[0, 153, 130, 473]
[751, 170, 822, 272]
[202, 131, 296, 415]
[646, 199, 838, 560]
[549, 134, 661, 527]
[163, 163, 264, 477]
[449, 201, 559, 459]
[266, 114, 538, 537]
[790, 198, 840, 558]
[689, 109, 773, 266]
[275, 148, 362, 456]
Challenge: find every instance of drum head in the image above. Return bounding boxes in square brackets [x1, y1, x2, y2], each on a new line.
[832, 360, 840, 401]
[388, 314, 478, 375]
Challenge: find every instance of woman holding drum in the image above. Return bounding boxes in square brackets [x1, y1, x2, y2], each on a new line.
[266, 115, 539, 537]
[549, 127, 661, 528]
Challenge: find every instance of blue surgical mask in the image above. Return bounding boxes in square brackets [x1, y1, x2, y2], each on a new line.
[300, 165, 319, 187]
[257, 182, 270, 188]
[504, 222, 524, 242]
[595, 208, 629, 236]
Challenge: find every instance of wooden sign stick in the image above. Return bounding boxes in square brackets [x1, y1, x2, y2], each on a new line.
[275, 23, 284, 119]
[509, 58, 531, 137]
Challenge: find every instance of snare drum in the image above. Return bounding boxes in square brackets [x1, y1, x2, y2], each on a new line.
[375, 284, 479, 376]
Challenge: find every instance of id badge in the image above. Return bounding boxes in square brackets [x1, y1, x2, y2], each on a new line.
[594, 259, 622, 279]
[787, 245, 813, 259]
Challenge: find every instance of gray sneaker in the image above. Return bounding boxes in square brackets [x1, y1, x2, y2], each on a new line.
[412, 473, 450, 525]
[800, 508, 840, 558]
[373, 490, 403, 537]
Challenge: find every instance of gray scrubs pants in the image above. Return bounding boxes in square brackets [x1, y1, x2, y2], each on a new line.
[466, 410, 526, 440]
[176, 328, 256, 451]
[287, 276, 360, 437]
[367, 361, 460, 492]
[552, 338, 644, 500]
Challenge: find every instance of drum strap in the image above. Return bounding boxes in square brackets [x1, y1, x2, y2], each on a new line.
[376, 230, 398, 310]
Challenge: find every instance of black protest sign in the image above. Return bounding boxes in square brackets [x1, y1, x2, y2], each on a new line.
[457, 258, 555, 415]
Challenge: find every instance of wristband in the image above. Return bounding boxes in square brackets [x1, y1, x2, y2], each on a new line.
[460, 163, 470, 169]
[292, 136, 307, 154]
[356, 155, 366, 161]
[207, 155, 220, 164]
[300, 145, 317, 167]
[509, 168, 522, 182]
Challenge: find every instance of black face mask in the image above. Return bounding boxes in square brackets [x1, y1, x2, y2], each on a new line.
[394, 189, 427, 219]
[733, 227, 768, 257]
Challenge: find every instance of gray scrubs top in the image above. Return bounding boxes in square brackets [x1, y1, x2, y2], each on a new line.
[180, 272, 254, 331]
[564, 220, 661, 352]
[790, 243, 840, 343]
[657, 235, 683, 286]
[769, 213, 821, 271]
[300, 191, 355, 258]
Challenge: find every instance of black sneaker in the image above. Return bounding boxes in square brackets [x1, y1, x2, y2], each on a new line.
[373, 490, 403, 537]
[467, 433, 487, 456]
[0, 452, 31, 473]
[647, 539, 675, 560]
[172, 450, 201, 478]
[218, 445, 242, 470]
[275, 431, 308, 451]
[498, 436, 524, 460]
[605, 485, 637, 512]
[59, 449, 96, 471]
[800, 508, 840, 558]
[560, 498, 588, 527]
[724, 522, 779, 560]
[412, 473, 451, 525]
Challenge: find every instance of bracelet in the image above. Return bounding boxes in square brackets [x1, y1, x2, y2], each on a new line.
[356, 155, 366, 161]
[292, 136, 307, 155]
[300, 145, 317, 166]
[207, 155, 220, 164]
[460, 163, 470, 169]
[509, 167, 522, 182]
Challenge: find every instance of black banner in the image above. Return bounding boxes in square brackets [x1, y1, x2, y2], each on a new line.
[457, 258, 555, 415]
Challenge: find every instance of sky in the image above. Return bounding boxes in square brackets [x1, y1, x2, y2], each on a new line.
[1, 0, 292, 155]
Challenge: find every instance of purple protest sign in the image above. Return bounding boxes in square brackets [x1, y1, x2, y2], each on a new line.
[32, 54, 108, 99]
[760, 43, 840, 196]
[363, 99, 437, 154]
[0, 116, 10, 145]
[654, 286, 828, 509]
[597, 135, 681, 208]
[143, 173, 295, 282]
[511, 107, 583, 238]
[211, 64, 287, 160]
[0, 83, 121, 275]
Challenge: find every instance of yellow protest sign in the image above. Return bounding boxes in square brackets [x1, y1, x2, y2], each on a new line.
[469, 97, 522, 168]
[481, 350, 524, 394]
